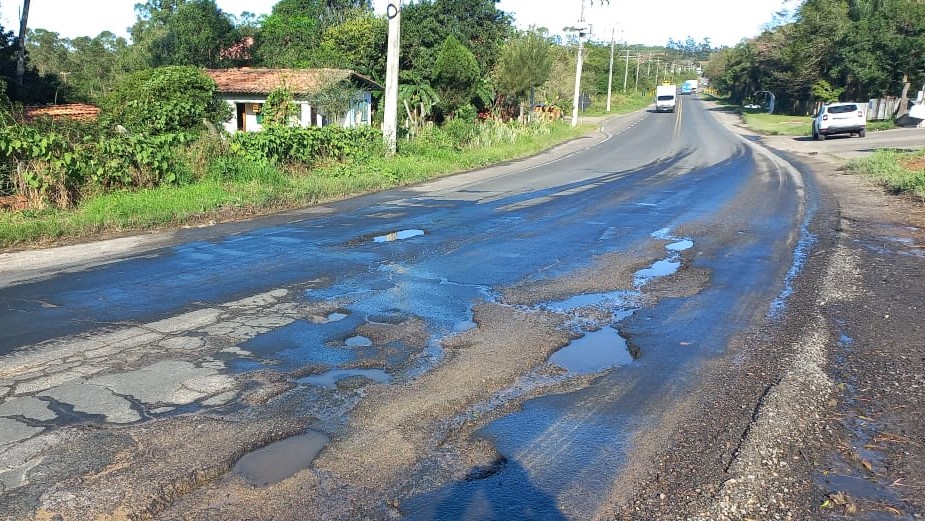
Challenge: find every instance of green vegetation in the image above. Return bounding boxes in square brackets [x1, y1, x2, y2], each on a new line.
[846, 149, 925, 201]
[0, 117, 603, 248]
[100, 66, 230, 134]
[706, 0, 925, 117]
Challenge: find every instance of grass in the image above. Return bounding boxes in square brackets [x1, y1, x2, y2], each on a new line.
[845, 148, 925, 201]
[0, 120, 597, 249]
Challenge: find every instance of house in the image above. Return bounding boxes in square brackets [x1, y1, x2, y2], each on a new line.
[204, 68, 382, 133]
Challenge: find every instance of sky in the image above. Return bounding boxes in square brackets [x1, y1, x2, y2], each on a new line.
[0, 0, 796, 48]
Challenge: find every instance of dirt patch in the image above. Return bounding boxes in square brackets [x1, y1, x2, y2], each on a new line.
[899, 155, 925, 172]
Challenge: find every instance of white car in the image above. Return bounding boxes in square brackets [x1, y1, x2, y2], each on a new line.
[812, 102, 867, 140]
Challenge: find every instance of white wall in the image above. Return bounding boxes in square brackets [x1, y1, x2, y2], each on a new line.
[218, 92, 374, 132]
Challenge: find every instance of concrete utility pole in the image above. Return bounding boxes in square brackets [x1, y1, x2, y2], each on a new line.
[570, 0, 588, 127]
[634, 53, 641, 93]
[606, 26, 615, 113]
[383, 2, 401, 155]
[623, 49, 630, 92]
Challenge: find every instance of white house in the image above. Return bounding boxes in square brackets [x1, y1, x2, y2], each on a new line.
[205, 68, 382, 133]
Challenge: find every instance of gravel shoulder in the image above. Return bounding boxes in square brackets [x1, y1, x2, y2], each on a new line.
[604, 104, 925, 520]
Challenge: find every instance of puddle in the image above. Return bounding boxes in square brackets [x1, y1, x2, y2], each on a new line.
[549, 328, 634, 374]
[543, 290, 635, 312]
[373, 229, 425, 243]
[666, 239, 694, 251]
[297, 368, 391, 388]
[344, 335, 373, 347]
[232, 431, 330, 486]
[325, 312, 348, 323]
[634, 259, 681, 286]
[240, 320, 357, 371]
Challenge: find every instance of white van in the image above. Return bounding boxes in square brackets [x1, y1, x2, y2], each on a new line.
[655, 84, 677, 112]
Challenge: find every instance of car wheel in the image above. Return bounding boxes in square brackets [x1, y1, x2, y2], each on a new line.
[859, 128, 866, 137]
[814, 130, 824, 141]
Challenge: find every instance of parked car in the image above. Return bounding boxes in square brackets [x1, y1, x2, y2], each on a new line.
[812, 102, 867, 140]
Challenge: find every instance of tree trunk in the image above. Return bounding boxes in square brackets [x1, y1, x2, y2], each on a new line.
[895, 73, 911, 119]
[16, 0, 31, 87]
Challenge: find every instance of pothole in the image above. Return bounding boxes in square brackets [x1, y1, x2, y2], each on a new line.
[548, 327, 635, 374]
[373, 229, 425, 243]
[232, 430, 330, 486]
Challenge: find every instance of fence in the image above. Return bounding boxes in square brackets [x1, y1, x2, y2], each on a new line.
[867, 97, 902, 121]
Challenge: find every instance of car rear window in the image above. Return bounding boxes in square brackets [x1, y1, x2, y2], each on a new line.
[828, 104, 858, 113]
[657, 95, 674, 101]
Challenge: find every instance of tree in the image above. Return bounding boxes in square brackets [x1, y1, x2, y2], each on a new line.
[315, 13, 387, 81]
[431, 35, 480, 117]
[143, 0, 238, 68]
[252, 0, 373, 68]
[495, 29, 553, 120]
[101, 65, 230, 134]
[400, 0, 514, 80]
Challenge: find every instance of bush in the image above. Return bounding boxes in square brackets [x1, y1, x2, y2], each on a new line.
[101, 66, 231, 135]
[0, 122, 192, 208]
[228, 125, 382, 165]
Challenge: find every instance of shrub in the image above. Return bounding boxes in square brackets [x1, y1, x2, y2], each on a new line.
[228, 125, 382, 165]
[101, 66, 231, 135]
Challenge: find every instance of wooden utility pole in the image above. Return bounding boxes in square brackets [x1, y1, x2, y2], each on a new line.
[383, 2, 401, 155]
[16, 0, 31, 87]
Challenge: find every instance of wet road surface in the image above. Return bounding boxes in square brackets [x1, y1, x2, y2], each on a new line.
[0, 96, 813, 519]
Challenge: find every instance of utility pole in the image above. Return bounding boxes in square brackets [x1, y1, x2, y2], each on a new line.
[623, 49, 630, 93]
[16, 0, 31, 87]
[655, 59, 660, 85]
[383, 2, 401, 155]
[570, 0, 588, 127]
[606, 26, 615, 112]
[634, 52, 641, 93]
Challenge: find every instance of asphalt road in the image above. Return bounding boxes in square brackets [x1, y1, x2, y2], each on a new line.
[0, 98, 921, 520]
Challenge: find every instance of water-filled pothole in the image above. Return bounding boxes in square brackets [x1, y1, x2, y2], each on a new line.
[634, 259, 681, 286]
[297, 368, 392, 388]
[344, 335, 373, 347]
[373, 229, 425, 243]
[549, 327, 634, 374]
[232, 431, 330, 486]
[325, 312, 349, 323]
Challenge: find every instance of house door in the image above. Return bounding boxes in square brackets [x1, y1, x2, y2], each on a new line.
[236, 103, 246, 131]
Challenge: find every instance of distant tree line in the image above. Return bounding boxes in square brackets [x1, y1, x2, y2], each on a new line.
[704, 0, 925, 115]
[0, 0, 714, 123]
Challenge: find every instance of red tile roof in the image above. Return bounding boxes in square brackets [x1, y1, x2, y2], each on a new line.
[23, 103, 100, 122]
[204, 68, 382, 96]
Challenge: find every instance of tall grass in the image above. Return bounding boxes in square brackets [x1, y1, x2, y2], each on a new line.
[846, 149, 925, 201]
